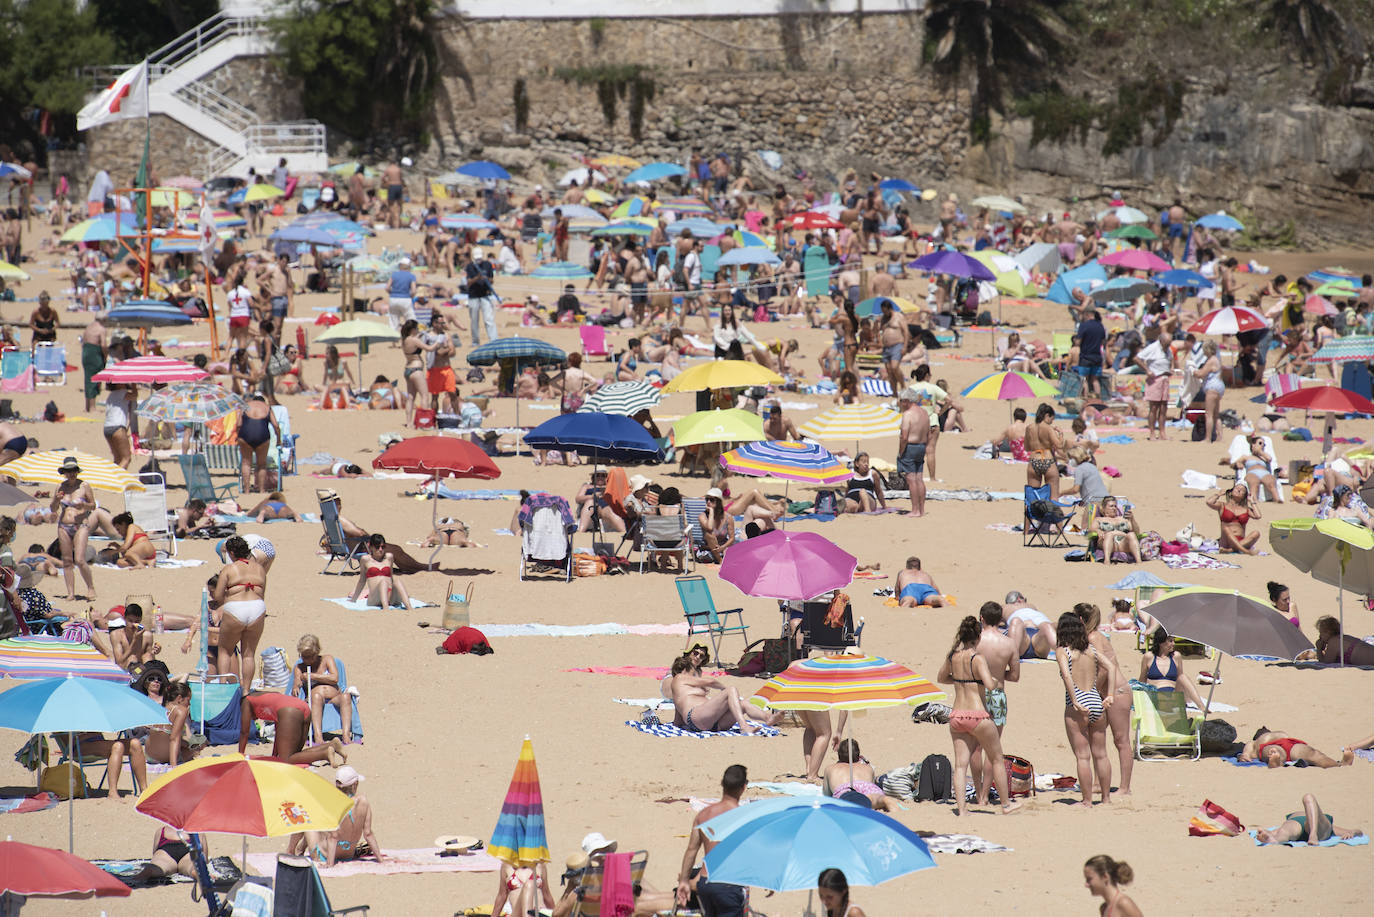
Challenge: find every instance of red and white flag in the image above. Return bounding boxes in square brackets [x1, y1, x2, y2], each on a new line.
[77, 61, 149, 131]
[198, 203, 218, 262]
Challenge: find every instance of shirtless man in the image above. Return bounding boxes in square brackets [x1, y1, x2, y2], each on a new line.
[1238, 727, 1354, 769]
[290, 766, 385, 866]
[869, 263, 897, 298]
[837, 264, 861, 307]
[625, 243, 652, 326]
[1255, 794, 1363, 845]
[974, 600, 1020, 803]
[348, 166, 367, 219]
[108, 604, 159, 669]
[895, 556, 947, 607]
[1002, 591, 1057, 659]
[425, 312, 460, 414]
[897, 389, 931, 517]
[81, 314, 106, 413]
[1167, 199, 1187, 263]
[668, 656, 777, 735]
[939, 193, 958, 241]
[0, 421, 32, 466]
[761, 403, 799, 442]
[266, 255, 292, 339]
[879, 300, 908, 400]
[382, 159, 405, 229]
[675, 765, 749, 917]
[1025, 402, 1066, 498]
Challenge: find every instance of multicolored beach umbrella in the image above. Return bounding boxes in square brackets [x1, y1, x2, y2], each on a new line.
[489, 737, 550, 867]
[0, 637, 131, 682]
[961, 371, 1058, 401]
[137, 381, 244, 424]
[660, 196, 713, 216]
[532, 261, 593, 280]
[720, 440, 852, 485]
[749, 654, 945, 712]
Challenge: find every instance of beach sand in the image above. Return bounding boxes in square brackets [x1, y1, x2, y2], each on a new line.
[4, 222, 1373, 915]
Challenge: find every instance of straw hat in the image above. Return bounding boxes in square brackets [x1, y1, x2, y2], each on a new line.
[628, 474, 652, 492]
[59, 456, 81, 474]
[16, 563, 42, 590]
[434, 835, 479, 853]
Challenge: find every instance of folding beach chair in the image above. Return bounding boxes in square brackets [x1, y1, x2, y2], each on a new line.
[318, 493, 366, 574]
[676, 574, 748, 660]
[639, 515, 692, 574]
[204, 442, 242, 476]
[519, 502, 575, 581]
[33, 342, 66, 386]
[295, 656, 363, 744]
[188, 675, 242, 742]
[797, 594, 864, 656]
[1022, 484, 1076, 548]
[1131, 687, 1202, 761]
[273, 854, 370, 917]
[51, 733, 132, 794]
[124, 470, 176, 555]
[178, 453, 237, 503]
[272, 404, 300, 476]
[568, 850, 649, 917]
[579, 324, 609, 360]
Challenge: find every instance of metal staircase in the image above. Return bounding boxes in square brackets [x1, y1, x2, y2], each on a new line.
[86, 5, 326, 177]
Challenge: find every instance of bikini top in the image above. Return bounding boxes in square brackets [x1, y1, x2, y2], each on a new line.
[949, 650, 981, 684]
[1219, 506, 1249, 525]
[1147, 653, 1178, 682]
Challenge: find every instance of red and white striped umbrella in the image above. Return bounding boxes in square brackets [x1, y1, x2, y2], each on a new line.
[1187, 305, 1267, 336]
[91, 355, 209, 384]
[1305, 294, 1338, 316]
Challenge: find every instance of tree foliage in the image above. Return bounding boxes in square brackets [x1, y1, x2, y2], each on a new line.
[90, 0, 218, 61]
[272, 0, 440, 141]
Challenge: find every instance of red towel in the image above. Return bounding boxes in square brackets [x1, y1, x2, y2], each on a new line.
[600, 852, 634, 917]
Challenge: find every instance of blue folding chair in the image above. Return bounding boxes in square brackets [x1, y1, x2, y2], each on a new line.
[675, 574, 749, 661]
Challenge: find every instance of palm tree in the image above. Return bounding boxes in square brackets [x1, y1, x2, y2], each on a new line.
[924, 0, 1070, 141]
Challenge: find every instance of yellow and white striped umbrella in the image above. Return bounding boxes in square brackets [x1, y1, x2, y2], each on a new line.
[797, 403, 901, 442]
[3, 450, 145, 493]
[0, 260, 29, 281]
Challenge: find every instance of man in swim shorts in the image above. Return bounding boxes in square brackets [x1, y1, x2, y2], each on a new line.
[1002, 590, 1057, 659]
[895, 556, 947, 607]
[676, 765, 749, 917]
[1255, 793, 1363, 845]
[897, 389, 931, 517]
[1239, 727, 1354, 768]
[878, 299, 908, 399]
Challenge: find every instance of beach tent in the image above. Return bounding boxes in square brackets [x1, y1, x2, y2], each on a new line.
[1014, 242, 1061, 275]
[804, 248, 831, 298]
[1046, 261, 1108, 305]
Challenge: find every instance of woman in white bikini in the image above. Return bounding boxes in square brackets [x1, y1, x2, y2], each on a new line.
[213, 535, 267, 687]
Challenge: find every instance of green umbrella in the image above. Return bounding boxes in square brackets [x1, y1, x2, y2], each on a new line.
[316, 318, 400, 381]
[673, 408, 766, 448]
[1106, 225, 1158, 241]
[1269, 517, 1374, 666]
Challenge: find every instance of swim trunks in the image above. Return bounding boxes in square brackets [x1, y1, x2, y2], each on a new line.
[983, 687, 1008, 727]
[883, 342, 903, 363]
[899, 582, 938, 605]
[428, 365, 457, 395]
[896, 443, 926, 475]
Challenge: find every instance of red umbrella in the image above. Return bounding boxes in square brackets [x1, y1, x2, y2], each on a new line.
[783, 212, 845, 231]
[1270, 385, 1374, 414]
[0, 840, 131, 901]
[1305, 294, 1338, 316]
[1099, 249, 1171, 272]
[91, 355, 209, 384]
[1187, 305, 1267, 336]
[373, 437, 501, 559]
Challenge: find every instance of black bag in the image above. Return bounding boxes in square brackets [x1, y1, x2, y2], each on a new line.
[915, 753, 953, 802]
[1199, 718, 1238, 754]
[814, 490, 838, 515]
[672, 264, 688, 289]
[1028, 500, 1064, 523]
[762, 638, 792, 674]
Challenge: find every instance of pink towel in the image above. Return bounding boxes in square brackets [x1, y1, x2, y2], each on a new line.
[600, 852, 634, 917]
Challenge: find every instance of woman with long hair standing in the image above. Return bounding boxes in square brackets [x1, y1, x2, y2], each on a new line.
[937, 615, 1023, 816]
[1076, 603, 1133, 796]
[1083, 855, 1142, 916]
[1057, 612, 1115, 807]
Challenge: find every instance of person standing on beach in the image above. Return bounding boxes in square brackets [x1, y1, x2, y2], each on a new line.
[974, 600, 1019, 803]
[676, 764, 749, 917]
[348, 166, 367, 220]
[1136, 329, 1173, 440]
[382, 158, 405, 229]
[879, 299, 908, 400]
[897, 388, 931, 517]
[81, 313, 106, 413]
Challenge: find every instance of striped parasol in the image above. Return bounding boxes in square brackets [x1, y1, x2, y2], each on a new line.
[137, 382, 244, 423]
[859, 378, 894, 397]
[578, 381, 661, 415]
[440, 214, 497, 231]
[489, 737, 550, 867]
[720, 441, 852, 485]
[103, 299, 194, 329]
[4, 450, 145, 493]
[961, 371, 1059, 401]
[466, 337, 567, 366]
[1188, 305, 1268, 336]
[1311, 336, 1374, 364]
[749, 654, 946, 712]
[590, 220, 653, 237]
[92, 355, 208, 384]
[0, 637, 131, 682]
[531, 261, 593, 280]
[660, 196, 714, 216]
[797, 403, 901, 442]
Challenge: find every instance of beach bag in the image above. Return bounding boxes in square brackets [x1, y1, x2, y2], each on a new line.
[1028, 500, 1064, 524]
[574, 555, 606, 577]
[762, 638, 792, 674]
[1160, 540, 1189, 556]
[1003, 755, 1036, 798]
[735, 646, 766, 676]
[878, 763, 919, 801]
[915, 753, 953, 802]
[413, 408, 436, 429]
[266, 347, 291, 377]
[39, 762, 89, 799]
[814, 490, 838, 515]
[259, 646, 291, 693]
[443, 581, 474, 630]
[1139, 531, 1164, 562]
[1199, 718, 1238, 754]
[1189, 799, 1244, 837]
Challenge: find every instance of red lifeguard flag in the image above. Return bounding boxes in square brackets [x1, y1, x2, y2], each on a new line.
[77, 61, 149, 131]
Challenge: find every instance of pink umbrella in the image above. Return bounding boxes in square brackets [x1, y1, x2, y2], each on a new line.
[1305, 294, 1338, 316]
[91, 355, 210, 384]
[720, 529, 857, 601]
[1187, 305, 1267, 336]
[1099, 249, 1171, 272]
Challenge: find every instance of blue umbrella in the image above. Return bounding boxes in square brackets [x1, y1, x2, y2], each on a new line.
[908, 250, 997, 281]
[524, 412, 662, 463]
[878, 178, 920, 192]
[532, 261, 592, 280]
[1195, 211, 1244, 231]
[716, 246, 781, 267]
[441, 214, 498, 230]
[1090, 276, 1155, 304]
[590, 221, 653, 237]
[624, 162, 687, 183]
[1154, 268, 1214, 289]
[269, 225, 339, 246]
[456, 160, 512, 181]
[701, 797, 934, 891]
[466, 336, 567, 366]
[104, 299, 193, 328]
[667, 218, 726, 237]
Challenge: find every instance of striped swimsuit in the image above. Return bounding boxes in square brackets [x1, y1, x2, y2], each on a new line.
[1064, 645, 1104, 723]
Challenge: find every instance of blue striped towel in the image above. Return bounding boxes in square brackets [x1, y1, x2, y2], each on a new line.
[860, 378, 894, 396]
[625, 720, 779, 738]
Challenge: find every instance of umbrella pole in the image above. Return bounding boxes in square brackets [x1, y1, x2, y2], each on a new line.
[428, 477, 442, 569]
[67, 729, 75, 852]
[1339, 567, 1345, 668]
[1201, 655, 1221, 722]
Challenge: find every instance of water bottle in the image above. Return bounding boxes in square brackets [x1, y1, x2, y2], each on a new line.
[154, 611, 164, 634]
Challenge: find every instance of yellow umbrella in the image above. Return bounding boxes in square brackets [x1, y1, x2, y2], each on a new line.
[797, 403, 901, 443]
[583, 189, 614, 205]
[660, 360, 783, 394]
[673, 408, 766, 448]
[242, 184, 285, 203]
[147, 187, 197, 209]
[316, 319, 401, 380]
[3, 450, 145, 493]
[590, 154, 642, 169]
[0, 260, 29, 281]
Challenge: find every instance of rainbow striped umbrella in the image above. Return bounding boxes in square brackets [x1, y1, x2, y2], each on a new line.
[0, 637, 131, 682]
[1311, 336, 1374, 365]
[960, 371, 1058, 401]
[732, 229, 767, 247]
[720, 441, 852, 485]
[611, 196, 654, 218]
[489, 737, 550, 867]
[4, 450, 145, 493]
[749, 654, 945, 712]
[660, 196, 713, 216]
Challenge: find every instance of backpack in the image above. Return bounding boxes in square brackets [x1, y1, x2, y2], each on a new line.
[672, 263, 688, 289]
[915, 753, 953, 802]
[814, 490, 838, 515]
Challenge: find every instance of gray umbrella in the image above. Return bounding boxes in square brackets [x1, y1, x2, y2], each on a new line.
[0, 481, 37, 506]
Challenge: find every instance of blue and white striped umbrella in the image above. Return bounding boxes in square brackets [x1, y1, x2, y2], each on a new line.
[578, 381, 662, 415]
[532, 261, 592, 280]
[860, 378, 894, 396]
[104, 299, 193, 328]
[466, 337, 567, 366]
[667, 218, 725, 237]
[590, 221, 652, 237]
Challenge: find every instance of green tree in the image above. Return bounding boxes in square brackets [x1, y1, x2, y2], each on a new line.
[90, 0, 218, 61]
[272, 0, 442, 141]
[924, 0, 1070, 142]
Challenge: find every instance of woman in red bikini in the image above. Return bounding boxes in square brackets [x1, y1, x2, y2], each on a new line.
[110, 511, 157, 568]
[1314, 615, 1374, 666]
[347, 533, 411, 609]
[1239, 727, 1354, 768]
[937, 615, 1022, 816]
[1206, 483, 1261, 554]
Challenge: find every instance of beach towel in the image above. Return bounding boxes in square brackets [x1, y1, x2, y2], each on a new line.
[1220, 757, 1280, 767]
[920, 834, 1013, 855]
[244, 848, 501, 877]
[326, 596, 435, 610]
[480, 622, 688, 638]
[1247, 828, 1369, 848]
[1162, 552, 1240, 570]
[95, 556, 206, 570]
[1181, 470, 1220, 490]
[212, 513, 320, 524]
[624, 720, 779, 738]
[1107, 571, 1182, 590]
[1099, 434, 1136, 445]
[1354, 749, 1374, 764]
[601, 852, 635, 917]
[747, 781, 823, 797]
[434, 486, 524, 500]
[95, 855, 242, 889]
[0, 791, 60, 814]
[568, 666, 726, 679]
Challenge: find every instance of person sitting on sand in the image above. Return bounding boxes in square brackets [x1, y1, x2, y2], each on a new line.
[109, 512, 157, 568]
[174, 500, 212, 538]
[668, 655, 778, 734]
[1090, 496, 1141, 564]
[1238, 727, 1354, 768]
[131, 827, 202, 883]
[998, 407, 1029, 461]
[1002, 590, 1057, 659]
[367, 374, 402, 410]
[289, 766, 385, 867]
[422, 517, 477, 548]
[1314, 614, 1374, 666]
[823, 739, 891, 811]
[1322, 484, 1374, 528]
[239, 690, 347, 766]
[348, 533, 412, 609]
[843, 452, 887, 513]
[1255, 794, 1364, 845]
[243, 491, 302, 523]
[895, 556, 949, 607]
[1206, 483, 1261, 554]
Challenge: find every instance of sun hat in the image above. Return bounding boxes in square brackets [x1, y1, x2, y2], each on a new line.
[580, 832, 617, 855]
[335, 765, 364, 787]
[59, 456, 81, 474]
[434, 834, 478, 853]
[399, 256, 411, 267]
[629, 474, 652, 492]
[704, 487, 723, 500]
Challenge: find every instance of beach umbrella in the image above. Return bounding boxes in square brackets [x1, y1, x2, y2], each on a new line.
[0, 636, 133, 683]
[1095, 205, 1149, 224]
[92, 355, 208, 384]
[102, 299, 193, 329]
[1196, 211, 1244, 231]
[961, 371, 1058, 401]
[0, 481, 36, 507]
[783, 212, 845, 231]
[797, 404, 901, 451]
[1154, 269, 1214, 289]
[524, 412, 662, 465]
[456, 161, 512, 181]
[589, 154, 641, 169]
[1307, 267, 1362, 288]
[715, 246, 781, 268]
[531, 261, 593, 280]
[489, 737, 550, 867]
[466, 337, 566, 367]
[3, 450, 144, 493]
[316, 318, 401, 381]
[729, 229, 768, 248]
[150, 234, 206, 254]
[610, 198, 656, 220]
[136, 381, 243, 425]
[721, 529, 857, 601]
[908, 250, 997, 281]
[702, 797, 935, 892]
[1270, 517, 1374, 667]
[720, 440, 852, 486]
[440, 214, 498, 231]
[0, 260, 30, 281]
[0, 163, 33, 180]
[328, 161, 376, 176]
[1187, 305, 1267, 336]
[969, 251, 1037, 301]
[750, 653, 945, 712]
[667, 218, 723, 237]
[1091, 276, 1155, 304]
[1314, 282, 1359, 298]
[590, 220, 652, 237]
[672, 408, 765, 448]
[579, 381, 662, 416]
[970, 194, 1025, 214]
[624, 162, 686, 183]
[1270, 384, 1374, 452]
[876, 178, 919, 193]
[1310, 336, 1374, 365]
[1304, 294, 1338, 317]
[0, 840, 131, 911]
[660, 196, 713, 216]
[853, 296, 916, 318]
[269, 224, 340, 246]
[374, 436, 501, 557]
[1105, 225, 1158, 241]
[242, 184, 284, 204]
[1099, 248, 1171, 272]
[583, 188, 614, 205]
[659, 359, 782, 394]
[59, 214, 140, 244]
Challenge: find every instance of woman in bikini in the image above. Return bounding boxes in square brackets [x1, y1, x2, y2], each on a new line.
[110, 511, 157, 568]
[822, 739, 891, 811]
[697, 488, 735, 563]
[1234, 435, 1282, 503]
[493, 860, 554, 917]
[1025, 403, 1065, 498]
[1240, 727, 1353, 767]
[289, 766, 384, 867]
[423, 517, 476, 548]
[213, 535, 267, 688]
[319, 344, 355, 409]
[1057, 612, 1114, 808]
[132, 826, 202, 884]
[1138, 630, 1207, 710]
[292, 633, 354, 746]
[817, 868, 867, 917]
[1083, 855, 1141, 917]
[1077, 604, 1134, 796]
[1314, 614, 1374, 666]
[244, 491, 302, 523]
[1326, 484, 1374, 528]
[50, 456, 96, 601]
[1268, 581, 1300, 628]
[1206, 483, 1261, 554]
[936, 615, 1021, 816]
[348, 533, 411, 610]
[237, 392, 280, 493]
[1091, 496, 1141, 564]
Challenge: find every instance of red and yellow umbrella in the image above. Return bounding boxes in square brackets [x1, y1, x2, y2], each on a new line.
[136, 754, 353, 837]
[489, 737, 550, 867]
[749, 654, 945, 712]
